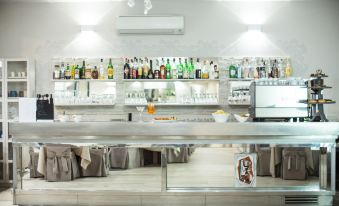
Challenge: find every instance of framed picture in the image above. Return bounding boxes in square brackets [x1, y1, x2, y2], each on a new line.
[234, 153, 256, 187]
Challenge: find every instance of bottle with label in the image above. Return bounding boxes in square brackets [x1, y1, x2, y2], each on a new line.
[107, 58, 114, 79]
[74, 65, 80, 79]
[80, 60, 86, 79]
[210, 61, 215, 79]
[166, 58, 171, 79]
[91, 66, 99, 79]
[160, 58, 166, 79]
[229, 63, 237, 79]
[138, 58, 143, 79]
[177, 58, 183, 79]
[71, 60, 75, 79]
[148, 59, 154, 79]
[99, 59, 105, 80]
[124, 58, 130, 79]
[53, 64, 60, 79]
[171, 58, 177, 79]
[85, 64, 92, 79]
[202, 60, 210, 79]
[154, 59, 160, 79]
[195, 58, 201, 79]
[143, 58, 150, 79]
[189, 58, 195, 79]
[237, 63, 242, 79]
[183, 59, 189, 79]
[132, 58, 138, 79]
[129, 59, 134, 79]
[285, 59, 292, 77]
[213, 64, 219, 79]
[60, 62, 65, 79]
[65, 63, 71, 79]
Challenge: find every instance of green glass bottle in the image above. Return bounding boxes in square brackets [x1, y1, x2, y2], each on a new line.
[166, 58, 171, 79]
[229, 64, 237, 79]
[177, 58, 183, 79]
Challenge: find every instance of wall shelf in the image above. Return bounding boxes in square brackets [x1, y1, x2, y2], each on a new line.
[52, 79, 116, 82]
[123, 79, 220, 82]
[125, 103, 220, 106]
[55, 103, 116, 107]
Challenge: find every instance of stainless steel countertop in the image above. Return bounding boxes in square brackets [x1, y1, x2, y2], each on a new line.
[9, 122, 339, 144]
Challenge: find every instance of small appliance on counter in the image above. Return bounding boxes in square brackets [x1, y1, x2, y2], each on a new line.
[36, 94, 54, 121]
[303, 70, 336, 122]
[249, 79, 308, 122]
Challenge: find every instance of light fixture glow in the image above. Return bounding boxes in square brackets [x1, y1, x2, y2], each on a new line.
[247, 24, 263, 33]
[81, 25, 96, 32]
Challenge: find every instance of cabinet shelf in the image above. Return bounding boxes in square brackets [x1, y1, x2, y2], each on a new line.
[7, 78, 27, 82]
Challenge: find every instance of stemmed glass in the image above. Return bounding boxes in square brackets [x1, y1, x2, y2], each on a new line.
[136, 106, 145, 122]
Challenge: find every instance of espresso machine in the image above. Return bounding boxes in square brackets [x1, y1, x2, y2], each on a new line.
[249, 80, 308, 122]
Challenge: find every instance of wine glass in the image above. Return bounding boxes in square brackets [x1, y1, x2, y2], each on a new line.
[136, 106, 145, 122]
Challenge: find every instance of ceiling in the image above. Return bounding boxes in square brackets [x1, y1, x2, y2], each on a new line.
[0, 0, 308, 2]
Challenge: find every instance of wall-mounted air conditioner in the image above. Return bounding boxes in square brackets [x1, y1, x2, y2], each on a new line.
[116, 16, 184, 35]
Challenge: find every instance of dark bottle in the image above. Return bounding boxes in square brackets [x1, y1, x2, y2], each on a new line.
[80, 60, 86, 79]
[124, 58, 130, 79]
[91, 66, 99, 79]
[129, 59, 134, 79]
[160, 58, 166, 79]
[132, 57, 138, 79]
[148, 59, 154, 79]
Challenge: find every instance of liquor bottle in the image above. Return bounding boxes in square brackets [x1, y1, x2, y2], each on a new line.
[272, 60, 279, 78]
[129, 59, 134, 79]
[160, 58, 166, 79]
[154, 59, 160, 79]
[71, 60, 75, 79]
[148, 59, 154, 79]
[177, 58, 183, 79]
[71, 64, 75, 79]
[213, 64, 219, 79]
[53, 64, 60, 79]
[229, 63, 237, 79]
[183, 59, 189, 79]
[285, 59, 292, 77]
[91, 66, 99, 79]
[107, 58, 114, 79]
[189, 58, 195, 79]
[85, 64, 92, 79]
[143, 58, 150, 79]
[132, 58, 138, 79]
[138, 58, 143, 79]
[195, 58, 201, 79]
[171, 58, 177, 79]
[237, 62, 242, 79]
[60, 62, 65, 79]
[124, 58, 130, 79]
[202, 60, 209, 79]
[65, 63, 71, 79]
[74, 65, 80, 79]
[166, 58, 171, 79]
[99, 59, 105, 80]
[80, 60, 86, 79]
[210, 61, 215, 79]
[279, 59, 285, 78]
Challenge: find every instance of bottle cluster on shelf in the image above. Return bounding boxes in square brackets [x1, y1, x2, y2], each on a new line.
[123, 57, 219, 80]
[53, 58, 114, 80]
[228, 57, 292, 79]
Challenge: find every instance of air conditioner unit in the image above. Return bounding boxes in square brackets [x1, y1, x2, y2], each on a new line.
[116, 16, 184, 35]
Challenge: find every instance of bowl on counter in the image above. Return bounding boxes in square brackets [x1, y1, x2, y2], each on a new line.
[234, 114, 249, 123]
[212, 113, 230, 123]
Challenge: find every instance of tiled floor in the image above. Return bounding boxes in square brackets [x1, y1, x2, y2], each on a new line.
[0, 188, 15, 206]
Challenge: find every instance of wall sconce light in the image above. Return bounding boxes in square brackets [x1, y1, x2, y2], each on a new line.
[81, 25, 96, 32]
[247, 24, 263, 33]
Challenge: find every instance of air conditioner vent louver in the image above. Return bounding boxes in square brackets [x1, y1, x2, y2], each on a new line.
[116, 16, 184, 35]
[285, 195, 318, 205]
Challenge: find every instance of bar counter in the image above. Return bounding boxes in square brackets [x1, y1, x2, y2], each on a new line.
[9, 122, 339, 206]
[10, 122, 339, 144]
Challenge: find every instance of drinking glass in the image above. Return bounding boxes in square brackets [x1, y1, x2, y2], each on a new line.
[136, 106, 145, 122]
